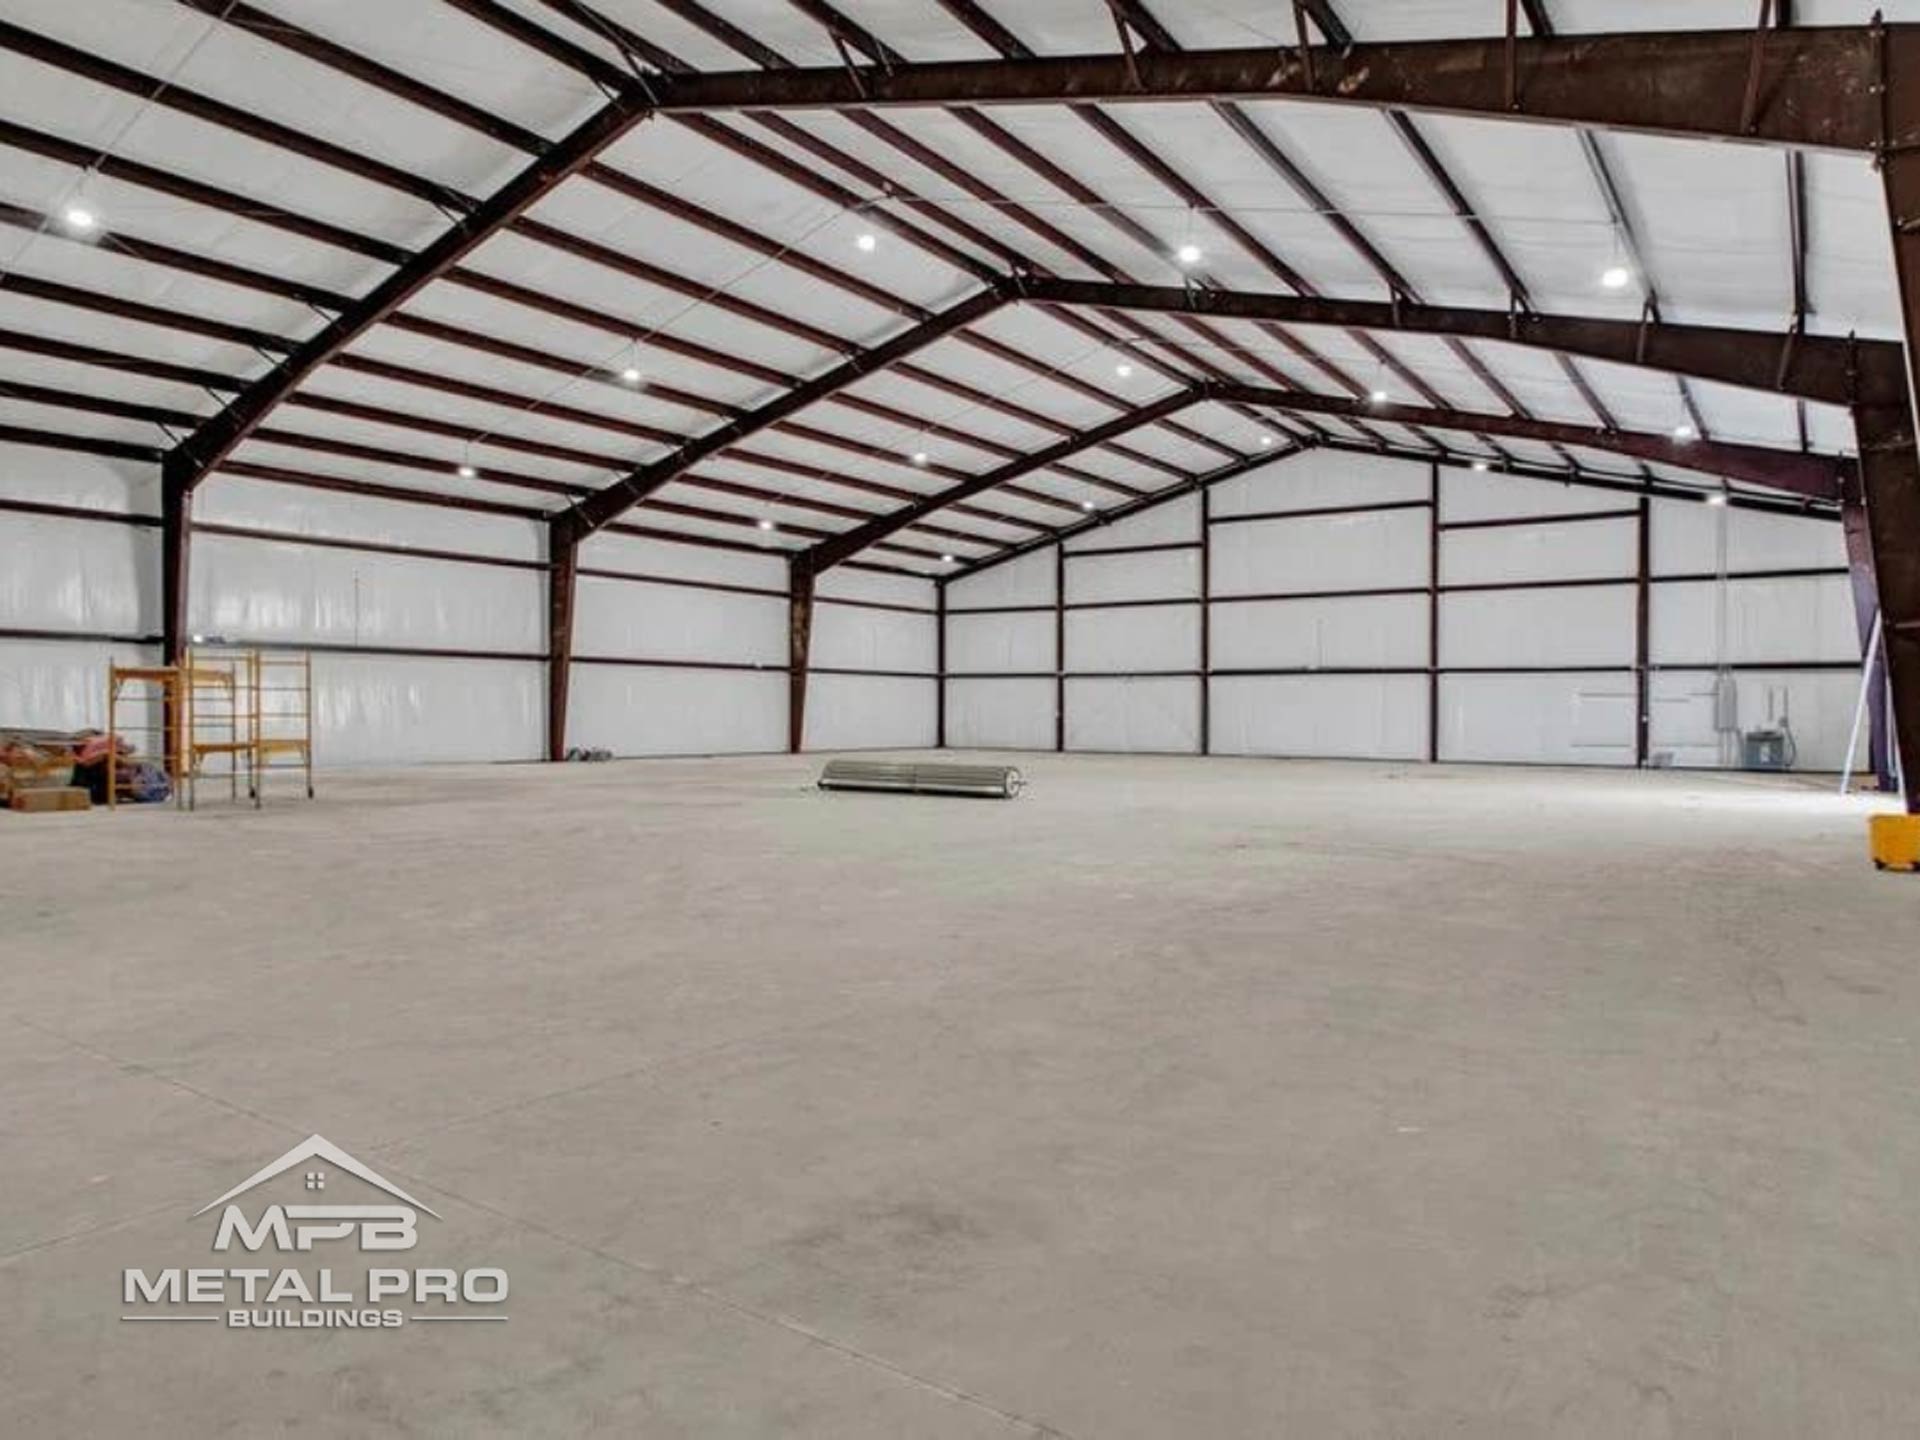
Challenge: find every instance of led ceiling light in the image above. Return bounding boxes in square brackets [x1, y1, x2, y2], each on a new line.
[855, 233, 877, 252]
[619, 366, 642, 384]
[1081, 499, 1096, 511]
[1706, 491, 1728, 506]
[455, 463, 477, 479]
[1176, 242, 1202, 266]
[941, 553, 956, 563]
[1471, 459, 1491, 472]
[1673, 422, 1697, 442]
[911, 451, 929, 466]
[757, 518, 775, 531]
[63, 204, 95, 231]
[1258, 435, 1274, 449]
[1600, 264, 1631, 290]
[1369, 388, 1390, 405]
[1115, 362, 1135, 379]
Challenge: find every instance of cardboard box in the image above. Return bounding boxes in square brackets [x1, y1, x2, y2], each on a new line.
[9, 787, 91, 814]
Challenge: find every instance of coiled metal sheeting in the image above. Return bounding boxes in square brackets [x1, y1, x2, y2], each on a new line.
[817, 759, 1024, 799]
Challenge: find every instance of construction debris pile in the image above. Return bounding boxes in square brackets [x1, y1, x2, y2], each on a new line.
[0, 729, 171, 813]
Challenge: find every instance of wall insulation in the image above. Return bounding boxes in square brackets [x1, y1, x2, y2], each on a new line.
[940, 449, 1862, 772]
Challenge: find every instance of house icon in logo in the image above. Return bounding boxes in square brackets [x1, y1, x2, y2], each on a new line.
[194, 1134, 440, 1218]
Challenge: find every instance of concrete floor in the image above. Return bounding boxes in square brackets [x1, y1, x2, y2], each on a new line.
[1, 752, 1915, 1437]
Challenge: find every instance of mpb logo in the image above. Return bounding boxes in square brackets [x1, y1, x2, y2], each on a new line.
[122, 1135, 509, 1331]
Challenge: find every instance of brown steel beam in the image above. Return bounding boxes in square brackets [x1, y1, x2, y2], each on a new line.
[547, 526, 578, 761]
[804, 390, 1200, 572]
[789, 561, 815, 753]
[1861, 14, 1920, 809]
[1215, 383, 1844, 498]
[637, 28, 1892, 152]
[560, 285, 1011, 538]
[160, 94, 659, 501]
[1016, 277, 1899, 407]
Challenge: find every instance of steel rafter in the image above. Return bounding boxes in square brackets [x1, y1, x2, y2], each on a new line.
[558, 285, 1013, 539]
[1214, 384, 1844, 498]
[629, 28, 1894, 154]
[1013, 279, 1900, 408]
[803, 390, 1203, 573]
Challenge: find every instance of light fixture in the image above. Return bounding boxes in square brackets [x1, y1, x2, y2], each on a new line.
[1471, 459, 1491, 472]
[1369, 388, 1389, 405]
[757, 518, 775, 531]
[941, 553, 955, 563]
[619, 366, 642, 384]
[1115, 361, 1134, 379]
[911, 451, 929, 466]
[1600, 264, 1631, 290]
[63, 204, 95, 231]
[855, 232, 877, 252]
[1706, 491, 1728, 506]
[1258, 434, 1274, 449]
[1176, 242, 1202, 266]
[1673, 422, 1697, 442]
[1081, 499, 1096, 511]
[456, 463, 477, 479]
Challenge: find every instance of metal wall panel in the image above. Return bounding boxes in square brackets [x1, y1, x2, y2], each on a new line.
[1064, 548, 1201, 605]
[1440, 466, 1631, 522]
[1066, 677, 1200, 754]
[810, 605, 937, 674]
[1439, 672, 1637, 765]
[1648, 668, 1861, 771]
[1210, 674, 1428, 760]
[1066, 603, 1198, 673]
[0, 441, 155, 514]
[1649, 576, 1860, 666]
[945, 611, 1055, 674]
[948, 547, 1055, 609]
[945, 677, 1054, 750]
[1065, 493, 1199, 550]
[1211, 594, 1428, 670]
[1649, 497, 1847, 575]
[1210, 509, 1428, 597]
[568, 664, 786, 757]
[574, 576, 786, 666]
[805, 675, 938, 751]
[814, 570, 938, 610]
[1441, 517, 1637, 586]
[1441, 586, 1638, 668]
[189, 534, 543, 653]
[577, 531, 789, 590]
[312, 655, 542, 765]
[1209, 449, 1429, 517]
[197, 477, 541, 562]
[0, 513, 155, 635]
[0, 637, 159, 730]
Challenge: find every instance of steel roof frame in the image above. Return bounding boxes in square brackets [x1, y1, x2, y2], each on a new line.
[1, 4, 1910, 792]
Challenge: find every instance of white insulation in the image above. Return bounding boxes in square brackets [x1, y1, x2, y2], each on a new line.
[939, 451, 1864, 769]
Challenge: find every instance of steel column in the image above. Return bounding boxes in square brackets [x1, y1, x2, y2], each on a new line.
[1861, 18, 1920, 807]
[1428, 462, 1440, 764]
[1055, 543, 1066, 752]
[936, 580, 948, 750]
[1635, 490, 1652, 767]
[546, 525, 578, 763]
[789, 561, 815, 754]
[1199, 485, 1212, 757]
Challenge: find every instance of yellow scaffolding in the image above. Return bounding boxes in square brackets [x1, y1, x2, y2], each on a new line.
[105, 664, 187, 809]
[105, 649, 315, 810]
